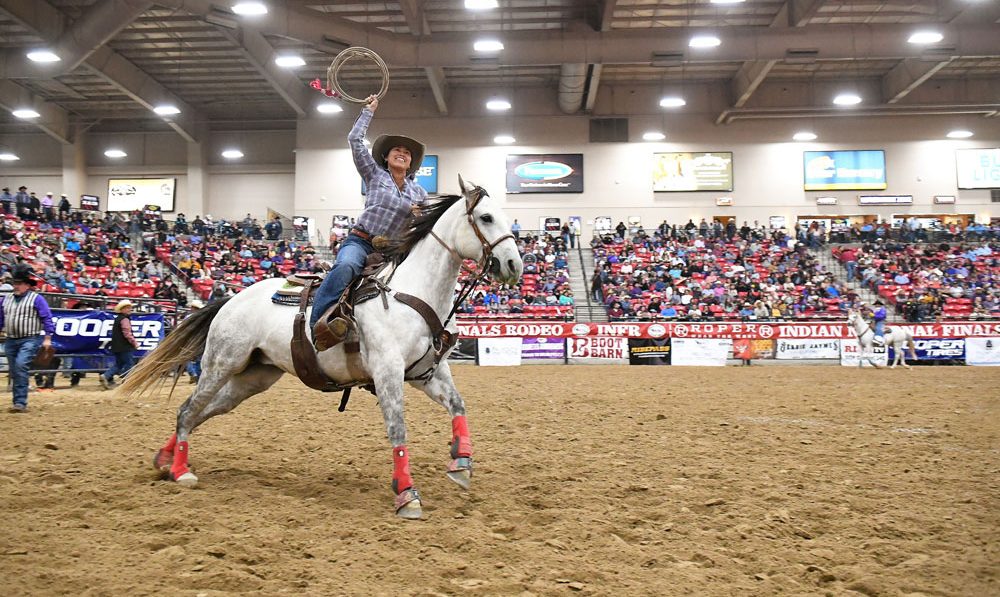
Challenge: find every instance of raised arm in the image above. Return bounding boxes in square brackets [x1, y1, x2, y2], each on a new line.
[349, 95, 380, 180]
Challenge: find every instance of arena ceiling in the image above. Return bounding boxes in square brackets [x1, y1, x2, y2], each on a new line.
[0, 0, 998, 143]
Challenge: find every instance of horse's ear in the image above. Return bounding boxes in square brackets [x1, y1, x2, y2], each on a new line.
[458, 174, 469, 196]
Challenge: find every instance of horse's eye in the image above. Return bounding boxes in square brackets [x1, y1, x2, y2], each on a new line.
[480, 214, 494, 224]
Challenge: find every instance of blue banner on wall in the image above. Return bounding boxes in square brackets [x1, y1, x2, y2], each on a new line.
[362, 155, 438, 195]
[803, 150, 887, 191]
[51, 310, 166, 356]
[506, 154, 584, 193]
[889, 338, 965, 361]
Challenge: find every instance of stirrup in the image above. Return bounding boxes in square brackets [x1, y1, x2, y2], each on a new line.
[312, 316, 350, 352]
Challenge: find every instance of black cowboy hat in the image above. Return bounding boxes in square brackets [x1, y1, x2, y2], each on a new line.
[10, 265, 38, 286]
[873, 298, 884, 305]
[370, 134, 425, 177]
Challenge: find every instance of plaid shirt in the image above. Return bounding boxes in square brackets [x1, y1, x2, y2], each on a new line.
[350, 108, 427, 239]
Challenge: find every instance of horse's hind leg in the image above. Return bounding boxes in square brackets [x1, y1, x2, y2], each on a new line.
[159, 364, 284, 486]
[410, 362, 473, 491]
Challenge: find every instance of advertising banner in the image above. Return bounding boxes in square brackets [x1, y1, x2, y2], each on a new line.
[955, 148, 1000, 190]
[52, 311, 166, 355]
[840, 339, 887, 367]
[456, 321, 1000, 340]
[80, 194, 100, 211]
[965, 337, 1000, 366]
[653, 152, 733, 192]
[889, 338, 965, 361]
[750, 339, 775, 359]
[803, 150, 886, 191]
[627, 338, 671, 365]
[567, 337, 628, 362]
[671, 338, 732, 366]
[521, 337, 565, 360]
[776, 338, 841, 360]
[506, 154, 584, 193]
[478, 338, 522, 366]
[107, 178, 176, 212]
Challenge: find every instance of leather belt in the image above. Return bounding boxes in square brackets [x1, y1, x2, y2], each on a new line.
[350, 227, 373, 241]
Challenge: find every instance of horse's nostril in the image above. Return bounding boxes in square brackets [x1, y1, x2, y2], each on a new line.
[507, 259, 516, 272]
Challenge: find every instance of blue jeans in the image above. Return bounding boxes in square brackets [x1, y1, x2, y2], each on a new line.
[874, 320, 885, 338]
[103, 351, 135, 382]
[186, 359, 201, 378]
[309, 234, 372, 329]
[5, 336, 42, 408]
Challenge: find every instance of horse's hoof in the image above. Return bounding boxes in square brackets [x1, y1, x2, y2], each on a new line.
[394, 488, 422, 520]
[174, 472, 198, 487]
[446, 469, 472, 490]
[153, 449, 172, 472]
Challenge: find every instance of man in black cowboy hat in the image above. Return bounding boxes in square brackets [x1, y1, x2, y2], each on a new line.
[308, 94, 427, 350]
[0, 266, 54, 412]
[871, 298, 887, 346]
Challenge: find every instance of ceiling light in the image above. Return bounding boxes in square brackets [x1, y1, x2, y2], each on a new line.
[642, 132, 666, 141]
[493, 135, 516, 145]
[316, 103, 343, 114]
[486, 99, 511, 111]
[659, 96, 686, 108]
[946, 130, 973, 139]
[104, 149, 127, 158]
[908, 31, 943, 45]
[833, 93, 862, 106]
[231, 2, 267, 16]
[710, 0, 745, 3]
[26, 50, 60, 63]
[474, 40, 504, 52]
[793, 132, 817, 141]
[274, 55, 306, 68]
[153, 104, 181, 115]
[689, 35, 721, 48]
[221, 149, 244, 159]
[0, 153, 19, 161]
[465, 0, 498, 8]
[12, 109, 40, 119]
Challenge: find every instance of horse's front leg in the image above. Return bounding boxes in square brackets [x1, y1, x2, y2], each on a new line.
[411, 361, 473, 490]
[373, 365, 423, 520]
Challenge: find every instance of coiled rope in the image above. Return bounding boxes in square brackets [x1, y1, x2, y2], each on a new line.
[324, 46, 389, 104]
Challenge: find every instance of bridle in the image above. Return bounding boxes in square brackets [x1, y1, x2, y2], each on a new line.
[849, 310, 873, 339]
[428, 185, 515, 325]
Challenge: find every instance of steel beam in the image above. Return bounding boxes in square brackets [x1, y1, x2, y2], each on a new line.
[0, 79, 71, 143]
[214, 27, 312, 117]
[882, 58, 953, 104]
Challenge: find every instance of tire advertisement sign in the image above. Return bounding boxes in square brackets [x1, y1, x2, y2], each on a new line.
[567, 337, 628, 362]
[889, 338, 965, 361]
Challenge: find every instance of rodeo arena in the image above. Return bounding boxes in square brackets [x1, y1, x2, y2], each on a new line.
[2, 1, 1000, 596]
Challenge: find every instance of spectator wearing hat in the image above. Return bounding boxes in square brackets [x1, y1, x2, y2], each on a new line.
[99, 300, 139, 389]
[0, 187, 13, 214]
[14, 186, 30, 218]
[1, 266, 54, 412]
[308, 94, 427, 350]
[41, 192, 55, 222]
[57, 194, 71, 220]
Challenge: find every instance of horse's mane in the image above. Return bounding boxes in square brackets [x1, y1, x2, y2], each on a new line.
[382, 194, 464, 259]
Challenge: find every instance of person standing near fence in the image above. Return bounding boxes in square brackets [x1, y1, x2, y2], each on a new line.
[1, 266, 54, 413]
[100, 300, 139, 389]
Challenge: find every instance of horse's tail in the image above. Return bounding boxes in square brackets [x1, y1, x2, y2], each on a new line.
[908, 332, 917, 359]
[119, 298, 231, 397]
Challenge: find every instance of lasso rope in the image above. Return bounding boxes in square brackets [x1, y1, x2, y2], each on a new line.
[310, 46, 389, 104]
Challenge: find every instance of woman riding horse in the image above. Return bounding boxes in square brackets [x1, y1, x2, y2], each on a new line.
[310, 94, 427, 350]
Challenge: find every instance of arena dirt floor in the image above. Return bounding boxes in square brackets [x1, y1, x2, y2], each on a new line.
[1, 365, 997, 596]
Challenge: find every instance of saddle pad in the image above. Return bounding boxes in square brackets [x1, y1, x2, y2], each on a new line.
[272, 281, 313, 306]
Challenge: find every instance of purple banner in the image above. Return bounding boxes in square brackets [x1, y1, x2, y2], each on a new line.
[521, 337, 565, 359]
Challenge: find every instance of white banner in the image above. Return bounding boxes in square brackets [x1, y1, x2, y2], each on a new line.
[566, 337, 628, 362]
[671, 338, 732, 366]
[840, 339, 887, 367]
[107, 178, 176, 211]
[965, 337, 1000, 366]
[478, 338, 522, 366]
[776, 338, 841, 360]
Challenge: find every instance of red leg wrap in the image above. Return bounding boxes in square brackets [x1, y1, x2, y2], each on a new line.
[391, 445, 413, 495]
[161, 433, 178, 453]
[451, 415, 473, 458]
[169, 441, 191, 480]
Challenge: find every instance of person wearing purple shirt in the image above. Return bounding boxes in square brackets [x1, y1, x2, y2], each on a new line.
[1, 266, 54, 412]
[309, 95, 427, 349]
